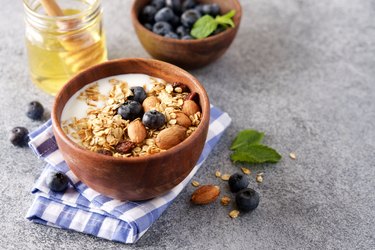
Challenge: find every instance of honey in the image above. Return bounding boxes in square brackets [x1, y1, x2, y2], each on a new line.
[24, 0, 107, 95]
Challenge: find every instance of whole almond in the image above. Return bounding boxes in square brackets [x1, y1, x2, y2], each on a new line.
[182, 100, 200, 116]
[191, 185, 220, 205]
[142, 96, 160, 112]
[175, 112, 192, 128]
[127, 119, 147, 143]
[155, 125, 187, 149]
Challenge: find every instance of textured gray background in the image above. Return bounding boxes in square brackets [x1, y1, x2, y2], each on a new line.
[0, 0, 374, 249]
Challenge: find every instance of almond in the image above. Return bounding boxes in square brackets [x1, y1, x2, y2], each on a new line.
[191, 185, 220, 205]
[175, 111, 192, 128]
[127, 119, 147, 143]
[155, 125, 187, 149]
[142, 96, 160, 112]
[182, 100, 200, 116]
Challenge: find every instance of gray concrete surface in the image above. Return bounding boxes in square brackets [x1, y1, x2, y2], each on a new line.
[1, 0, 374, 249]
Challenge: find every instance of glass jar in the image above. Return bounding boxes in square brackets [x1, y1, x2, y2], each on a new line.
[23, 0, 107, 95]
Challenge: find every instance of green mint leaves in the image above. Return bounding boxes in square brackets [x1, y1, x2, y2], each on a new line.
[230, 130, 282, 164]
[191, 10, 236, 39]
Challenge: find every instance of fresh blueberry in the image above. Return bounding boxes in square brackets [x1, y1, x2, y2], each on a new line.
[142, 110, 166, 129]
[181, 35, 193, 40]
[154, 7, 175, 22]
[182, 0, 196, 11]
[176, 25, 189, 37]
[210, 3, 220, 16]
[46, 171, 69, 192]
[9, 127, 29, 147]
[201, 4, 211, 15]
[170, 15, 180, 27]
[181, 9, 201, 28]
[166, 0, 182, 14]
[26, 101, 44, 120]
[228, 173, 249, 192]
[165, 32, 179, 39]
[151, 0, 166, 10]
[153, 21, 172, 36]
[144, 23, 153, 31]
[141, 5, 157, 23]
[194, 4, 204, 14]
[235, 188, 260, 212]
[117, 101, 143, 121]
[128, 86, 147, 103]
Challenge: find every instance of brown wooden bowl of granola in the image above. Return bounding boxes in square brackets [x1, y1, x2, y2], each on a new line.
[52, 58, 210, 201]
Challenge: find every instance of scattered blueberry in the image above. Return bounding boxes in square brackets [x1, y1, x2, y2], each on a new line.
[153, 21, 172, 36]
[26, 101, 44, 120]
[46, 171, 69, 192]
[128, 86, 147, 103]
[166, 0, 182, 14]
[181, 35, 193, 40]
[144, 22, 153, 31]
[117, 101, 143, 121]
[182, 0, 196, 11]
[165, 32, 179, 39]
[176, 25, 189, 37]
[151, 0, 166, 10]
[154, 7, 175, 22]
[9, 127, 29, 147]
[142, 110, 166, 129]
[141, 5, 157, 23]
[228, 173, 249, 193]
[235, 188, 260, 212]
[181, 9, 201, 28]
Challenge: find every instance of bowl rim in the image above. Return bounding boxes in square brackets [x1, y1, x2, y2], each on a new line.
[51, 58, 210, 164]
[131, 0, 242, 44]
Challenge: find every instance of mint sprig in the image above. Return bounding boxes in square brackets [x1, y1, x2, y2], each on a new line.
[191, 10, 236, 39]
[230, 129, 282, 164]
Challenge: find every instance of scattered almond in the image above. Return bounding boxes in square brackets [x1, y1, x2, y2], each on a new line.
[221, 174, 230, 181]
[256, 173, 264, 183]
[191, 185, 220, 205]
[289, 152, 296, 160]
[241, 167, 251, 175]
[215, 171, 221, 178]
[191, 181, 200, 187]
[127, 119, 147, 144]
[142, 96, 160, 112]
[220, 196, 231, 206]
[182, 100, 200, 116]
[155, 125, 187, 149]
[175, 112, 192, 128]
[229, 210, 240, 219]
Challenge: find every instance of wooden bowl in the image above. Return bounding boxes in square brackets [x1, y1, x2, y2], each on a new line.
[131, 0, 242, 69]
[52, 58, 210, 201]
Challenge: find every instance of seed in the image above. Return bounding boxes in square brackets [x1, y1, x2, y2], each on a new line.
[289, 152, 296, 160]
[229, 210, 240, 219]
[220, 196, 231, 206]
[221, 174, 230, 181]
[215, 171, 221, 178]
[241, 167, 251, 175]
[191, 181, 200, 187]
[256, 174, 263, 183]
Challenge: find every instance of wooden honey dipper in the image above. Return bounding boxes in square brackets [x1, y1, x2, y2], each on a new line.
[40, 0, 105, 72]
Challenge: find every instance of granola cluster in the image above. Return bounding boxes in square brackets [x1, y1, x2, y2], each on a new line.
[62, 77, 201, 157]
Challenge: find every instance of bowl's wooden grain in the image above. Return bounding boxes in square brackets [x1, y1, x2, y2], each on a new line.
[131, 0, 242, 69]
[52, 58, 210, 201]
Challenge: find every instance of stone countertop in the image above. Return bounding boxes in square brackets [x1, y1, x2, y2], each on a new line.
[0, 0, 374, 249]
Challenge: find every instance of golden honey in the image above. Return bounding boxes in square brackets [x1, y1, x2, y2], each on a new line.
[24, 0, 107, 95]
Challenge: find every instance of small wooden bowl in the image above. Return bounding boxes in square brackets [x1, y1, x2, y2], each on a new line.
[52, 58, 210, 201]
[131, 0, 242, 69]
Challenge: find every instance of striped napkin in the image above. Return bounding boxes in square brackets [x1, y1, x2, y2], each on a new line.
[26, 106, 231, 243]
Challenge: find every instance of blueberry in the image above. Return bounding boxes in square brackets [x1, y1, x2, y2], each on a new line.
[170, 15, 180, 27]
[228, 173, 249, 192]
[128, 86, 147, 103]
[181, 9, 201, 28]
[154, 7, 175, 22]
[144, 23, 153, 31]
[46, 171, 69, 192]
[151, 0, 166, 10]
[165, 32, 179, 39]
[210, 3, 220, 16]
[117, 101, 143, 121]
[201, 4, 211, 15]
[153, 21, 172, 36]
[166, 0, 182, 14]
[176, 25, 189, 37]
[181, 35, 193, 40]
[142, 110, 166, 129]
[235, 188, 260, 212]
[194, 4, 204, 14]
[26, 101, 44, 120]
[140, 5, 157, 23]
[182, 0, 196, 11]
[9, 127, 29, 147]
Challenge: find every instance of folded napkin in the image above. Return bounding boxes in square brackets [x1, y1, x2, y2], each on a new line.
[26, 106, 231, 243]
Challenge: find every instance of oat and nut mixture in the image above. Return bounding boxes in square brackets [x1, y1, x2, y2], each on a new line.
[62, 77, 201, 157]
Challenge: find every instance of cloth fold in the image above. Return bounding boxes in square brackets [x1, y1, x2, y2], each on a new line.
[26, 106, 231, 243]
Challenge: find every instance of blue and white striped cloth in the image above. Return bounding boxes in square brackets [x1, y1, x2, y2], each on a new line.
[26, 106, 231, 243]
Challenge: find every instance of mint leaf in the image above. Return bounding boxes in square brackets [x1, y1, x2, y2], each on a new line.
[191, 15, 218, 39]
[222, 10, 236, 19]
[230, 130, 264, 150]
[215, 10, 236, 28]
[230, 145, 282, 164]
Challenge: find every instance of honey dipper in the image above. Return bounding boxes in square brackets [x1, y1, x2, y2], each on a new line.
[40, 0, 105, 72]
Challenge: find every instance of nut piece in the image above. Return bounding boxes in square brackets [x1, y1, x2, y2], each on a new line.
[241, 167, 251, 175]
[256, 173, 264, 183]
[289, 152, 296, 160]
[115, 140, 135, 154]
[142, 96, 161, 112]
[215, 171, 221, 178]
[175, 112, 192, 128]
[155, 125, 187, 149]
[229, 210, 240, 219]
[182, 100, 200, 116]
[221, 196, 231, 206]
[191, 181, 200, 187]
[221, 174, 230, 181]
[191, 185, 220, 205]
[127, 119, 147, 144]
